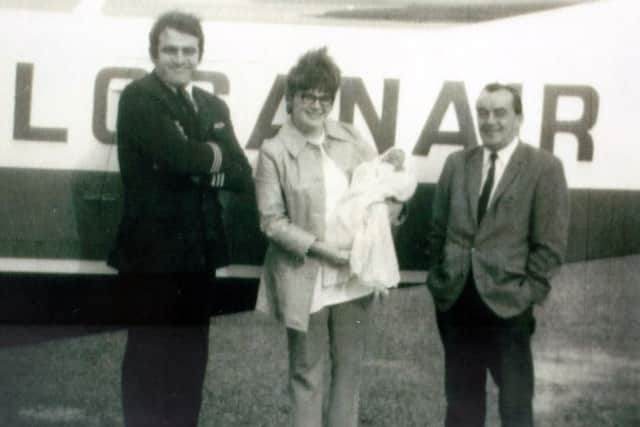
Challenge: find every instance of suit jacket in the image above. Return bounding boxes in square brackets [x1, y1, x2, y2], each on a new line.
[108, 72, 253, 274]
[427, 142, 569, 317]
[254, 118, 377, 331]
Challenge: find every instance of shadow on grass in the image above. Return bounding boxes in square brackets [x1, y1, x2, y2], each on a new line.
[0, 255, 637, 425]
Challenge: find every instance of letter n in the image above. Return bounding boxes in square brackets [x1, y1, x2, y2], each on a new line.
[339, 77, 399, 153]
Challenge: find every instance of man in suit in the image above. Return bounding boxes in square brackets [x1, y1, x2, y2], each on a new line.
[107, 11, 253, 427]
[427, 83, 569, 427]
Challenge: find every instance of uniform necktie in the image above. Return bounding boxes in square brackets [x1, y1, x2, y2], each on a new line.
[177, 86, 197, 115]
[477, 151, 497, 224]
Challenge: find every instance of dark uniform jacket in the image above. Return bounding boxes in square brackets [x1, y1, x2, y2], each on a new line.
[108, 72, 253, 274]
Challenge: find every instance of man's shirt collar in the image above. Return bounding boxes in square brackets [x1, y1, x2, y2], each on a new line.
[484, 137, 519, 165]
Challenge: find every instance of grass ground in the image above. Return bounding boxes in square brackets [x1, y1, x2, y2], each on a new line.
[0, 255, 638, 426]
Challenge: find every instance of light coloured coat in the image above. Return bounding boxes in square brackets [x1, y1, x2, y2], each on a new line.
[255, 118, 376, 331]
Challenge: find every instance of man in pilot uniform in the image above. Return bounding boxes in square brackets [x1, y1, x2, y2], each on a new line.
[108, 10, 253, 427]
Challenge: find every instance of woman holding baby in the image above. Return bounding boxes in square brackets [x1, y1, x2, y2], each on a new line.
[254, 47, 415, 427]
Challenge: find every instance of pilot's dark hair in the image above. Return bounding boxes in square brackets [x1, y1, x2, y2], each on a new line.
[285, 47, 341, 113]
[149, 10, 204, 61]
[483, 83, 523, 116]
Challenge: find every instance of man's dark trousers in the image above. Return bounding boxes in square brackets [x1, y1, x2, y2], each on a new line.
[120, 274, 211, 427]
[435, 273, 535, 427]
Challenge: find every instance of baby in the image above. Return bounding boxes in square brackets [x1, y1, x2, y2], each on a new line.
[325, 147, 417, 291]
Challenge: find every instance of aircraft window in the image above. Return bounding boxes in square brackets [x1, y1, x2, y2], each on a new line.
[0, 0, 78, 12]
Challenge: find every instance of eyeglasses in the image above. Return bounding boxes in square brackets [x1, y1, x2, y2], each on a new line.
[299, 92, 334, 108]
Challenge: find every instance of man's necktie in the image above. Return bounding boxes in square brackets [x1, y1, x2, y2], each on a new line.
[477, 151, 497, 224]
[175, 87, 198, 140]
[177, 86, 197, 115]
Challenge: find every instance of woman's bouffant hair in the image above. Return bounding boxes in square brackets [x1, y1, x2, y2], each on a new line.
[285, 47, 341, 113]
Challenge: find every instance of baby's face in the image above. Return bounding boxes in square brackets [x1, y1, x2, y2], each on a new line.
[382, 148, 405, 170]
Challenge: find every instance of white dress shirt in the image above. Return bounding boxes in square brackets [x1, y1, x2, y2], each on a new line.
[480, 137, 519, 208]
[182, 83, 198, 111]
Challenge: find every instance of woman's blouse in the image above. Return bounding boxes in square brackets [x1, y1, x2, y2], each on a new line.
[307, 134, 373, 313]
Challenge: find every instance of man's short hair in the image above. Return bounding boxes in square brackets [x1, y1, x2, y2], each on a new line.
[149, 11, 204, 61]
[483, 83, 523, 116]
[285, 47, 341, 113]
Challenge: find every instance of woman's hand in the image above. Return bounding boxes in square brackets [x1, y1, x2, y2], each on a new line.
[309, 240, 350, 266]
[328, 249, 350, 266]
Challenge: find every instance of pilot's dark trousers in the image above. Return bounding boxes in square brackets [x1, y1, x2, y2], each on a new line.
[119, 274, 211, 427]
[435, 273, 535, 427]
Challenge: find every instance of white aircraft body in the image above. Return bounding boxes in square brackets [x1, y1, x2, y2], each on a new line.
[0, 0, 638, 287]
